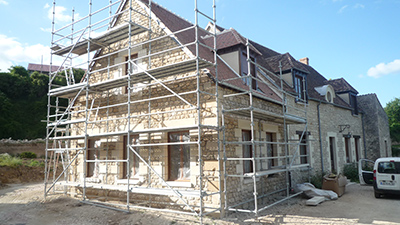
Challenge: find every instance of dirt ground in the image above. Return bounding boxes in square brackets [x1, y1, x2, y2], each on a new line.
[1, 183, 400, 225]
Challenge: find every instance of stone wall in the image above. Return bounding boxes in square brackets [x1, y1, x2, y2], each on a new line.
[358, 94, 391, 161]
[0, 139, 45, 157]
[54, 0, 310, 211]
[288, 96, 364, 175]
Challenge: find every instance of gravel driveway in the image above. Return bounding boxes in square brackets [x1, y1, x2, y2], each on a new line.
[1, 182, 399, 224]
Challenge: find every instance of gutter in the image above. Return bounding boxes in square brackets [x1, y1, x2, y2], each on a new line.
[317, 100, 324, 172]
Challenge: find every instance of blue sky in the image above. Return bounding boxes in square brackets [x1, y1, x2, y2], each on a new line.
[0, 0, 399, 107]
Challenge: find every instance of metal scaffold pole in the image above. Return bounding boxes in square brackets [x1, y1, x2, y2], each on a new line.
[45, 0, 221, 222]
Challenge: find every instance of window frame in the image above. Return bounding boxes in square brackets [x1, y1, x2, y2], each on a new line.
[168, 131, 191, 181]
[265, 132, 277, 169]
[329, 137, 337, 173]
[86, 139, 99, 178]
[349, 92, 358, 115]
[240, 50, 257, 90]
[299, 135, 308, 164]
[344, 137, 351, 163]
[293, 70, 307, 102]
[242, 130, 253, 174]
[123, 135, 140, 179]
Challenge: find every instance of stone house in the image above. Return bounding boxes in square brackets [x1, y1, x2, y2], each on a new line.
[45, 0, 390, 218]
[358, 93, 392, 160]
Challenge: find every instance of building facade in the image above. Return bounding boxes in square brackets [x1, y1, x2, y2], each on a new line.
[44, 0, 390, 218]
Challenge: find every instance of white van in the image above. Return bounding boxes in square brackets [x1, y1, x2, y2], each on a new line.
[359, 157, 400, 198]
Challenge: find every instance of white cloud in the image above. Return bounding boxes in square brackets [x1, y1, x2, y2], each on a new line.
[338, 5, 348, 13]
[44, 3, 50, 9]
[40, 27, 52, 33]
[354, 3, 365, 9]
[47, 5, 79, 23]
[0, 0, 8, 5]
[367, 59, 400, 78]
[0, 34, 51, 72]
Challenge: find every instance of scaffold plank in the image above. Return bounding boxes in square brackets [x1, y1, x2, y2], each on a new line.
[52, 23, 148, 56]
[48, 58, 213, 98]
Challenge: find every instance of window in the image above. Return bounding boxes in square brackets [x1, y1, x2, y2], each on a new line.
[345, 137, 351, 163]
[350, 93, 358, 115]
[265, 132, 276, 169]
[294, 74, 306, 101]
[242, 130, 253, 173]
[326, 91, 332, 103]
[378, 162, 400, 174]
[123, 135, 140, 179]
[329, 137, 337, 173]
[354, 137, 360, 161]
[299, 135, 308, 164]
[87, 139, 100, 177]
[168, 131, 190, 181]
[240, 51, 257, 90]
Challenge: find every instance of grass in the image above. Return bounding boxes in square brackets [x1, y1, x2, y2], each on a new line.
[0, 153, 44, 168]
[0, 154, 23, 168]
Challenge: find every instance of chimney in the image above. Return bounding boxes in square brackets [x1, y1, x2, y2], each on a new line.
[300, 57, 309, 65]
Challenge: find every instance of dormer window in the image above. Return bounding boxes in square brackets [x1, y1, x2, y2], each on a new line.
[314, 84, 335, 104]
[350, 93, 358, 115]
[326, 91, 332, 103]
[293, 70, 307, 102]
[240, 51, 257, 90]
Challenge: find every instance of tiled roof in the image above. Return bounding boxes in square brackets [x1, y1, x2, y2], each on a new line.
[325, 78, 359, 94]
[27, 63, 63, 73]
[137, 0, 282, 103]
[202, 28, 262, 55]
[215, 24, 226, 32]
[127, 1, 358, 108]
[263, 53, 309, 74]
[302, 65, 351, 108]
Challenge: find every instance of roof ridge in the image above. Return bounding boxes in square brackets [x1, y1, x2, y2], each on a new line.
[142, 0, 194, 26]
[201, 28, 231, 39]
[229, 28, 245, 45]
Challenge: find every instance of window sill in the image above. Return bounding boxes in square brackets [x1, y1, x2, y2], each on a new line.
[163, 181, 193, 188]
[85, 177, 101, 183]
[116, 177, 143, 185]
[243, 175, 260, 184]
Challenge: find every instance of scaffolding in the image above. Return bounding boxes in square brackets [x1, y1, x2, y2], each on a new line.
[44, 0, 309, 221]
[220, 39, 310, 214]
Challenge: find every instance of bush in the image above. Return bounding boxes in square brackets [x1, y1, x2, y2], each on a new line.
[20, 151, 37, 159]
[343, 163, 359, 182]
[0, 153, 23, 168]
[27, 159, 44, 167]
[310, 171, 326, 189]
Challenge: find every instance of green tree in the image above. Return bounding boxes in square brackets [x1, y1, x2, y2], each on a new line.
[30, 71, 49, 98]
[0, 66, 85, 139]
[385, 98, 400, 142]
[9, 65, 29, 77]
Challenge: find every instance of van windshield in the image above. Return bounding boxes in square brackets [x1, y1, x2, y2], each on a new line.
[378, 162, 400, 174]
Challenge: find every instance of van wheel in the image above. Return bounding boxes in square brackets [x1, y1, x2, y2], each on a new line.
[374, 190, 381, 198]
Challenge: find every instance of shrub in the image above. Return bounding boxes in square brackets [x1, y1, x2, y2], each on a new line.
[343, 162, 359, 182]
[28, 159, 39, 167]
[310, 171, 326, 189]
[20, 151, 37, 159]
[0, 153, 23, 168]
